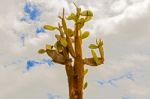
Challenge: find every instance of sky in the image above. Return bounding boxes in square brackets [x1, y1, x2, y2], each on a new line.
[0, 0, 150, 99]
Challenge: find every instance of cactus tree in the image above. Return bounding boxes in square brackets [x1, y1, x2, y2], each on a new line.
[38, 3, 104, 99]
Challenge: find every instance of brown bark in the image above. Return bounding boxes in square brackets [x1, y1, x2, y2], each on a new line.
[65, 58, 84, 99]
[65, 20, 84, 99]
[72, 23, 84, 99]
[65, 57, 84, 99]
[73, 57, 84, 99]
[65, 61, 74, 99]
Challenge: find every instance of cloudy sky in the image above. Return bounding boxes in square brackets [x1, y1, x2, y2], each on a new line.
[0, 0, 150, 99]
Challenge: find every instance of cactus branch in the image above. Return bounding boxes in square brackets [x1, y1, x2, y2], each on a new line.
[84, 57, 104, 66]
[66, 36, 76, 58]
[46, 49, 72, 65]
[58, 23, 64, 37]
[60, 9, 76, 58]
[84, 44, 104, 66]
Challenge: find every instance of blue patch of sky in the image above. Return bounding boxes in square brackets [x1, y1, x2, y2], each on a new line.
[26, 58, 53, 71]
[2, 55, 52, 70]
[26, 60, 41, 70]
[48, 93, 60, 99]
[97, 72, 134, 87]
[42, 58, 54, 66]
[20, 33, 26, 46]
[122, 96, 131, 99]
[35, 27, 45, 34]
[20, 3, 46, 36]
[21, 2, 41, 22]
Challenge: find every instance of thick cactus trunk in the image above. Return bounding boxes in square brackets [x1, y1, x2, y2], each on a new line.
[65, 62, 84, 99]
[66, 23, 84, 99]
[66, 61, 84, 99]
[73, 58, 84, 99]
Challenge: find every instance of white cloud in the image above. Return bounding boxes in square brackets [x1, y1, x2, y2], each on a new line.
[0, 0, 150, 99]
[110, 0, 128, 13]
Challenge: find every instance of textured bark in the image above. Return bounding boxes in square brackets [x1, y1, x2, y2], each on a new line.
[65, 62, 74, 99]
[72, 23, 84, 99]
[73, 58, 84, 99]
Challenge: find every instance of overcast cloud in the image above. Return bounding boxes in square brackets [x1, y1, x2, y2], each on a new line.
[0, 0, 150, 99]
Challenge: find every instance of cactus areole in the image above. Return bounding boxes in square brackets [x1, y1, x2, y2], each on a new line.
[38, 3, 104, 99]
